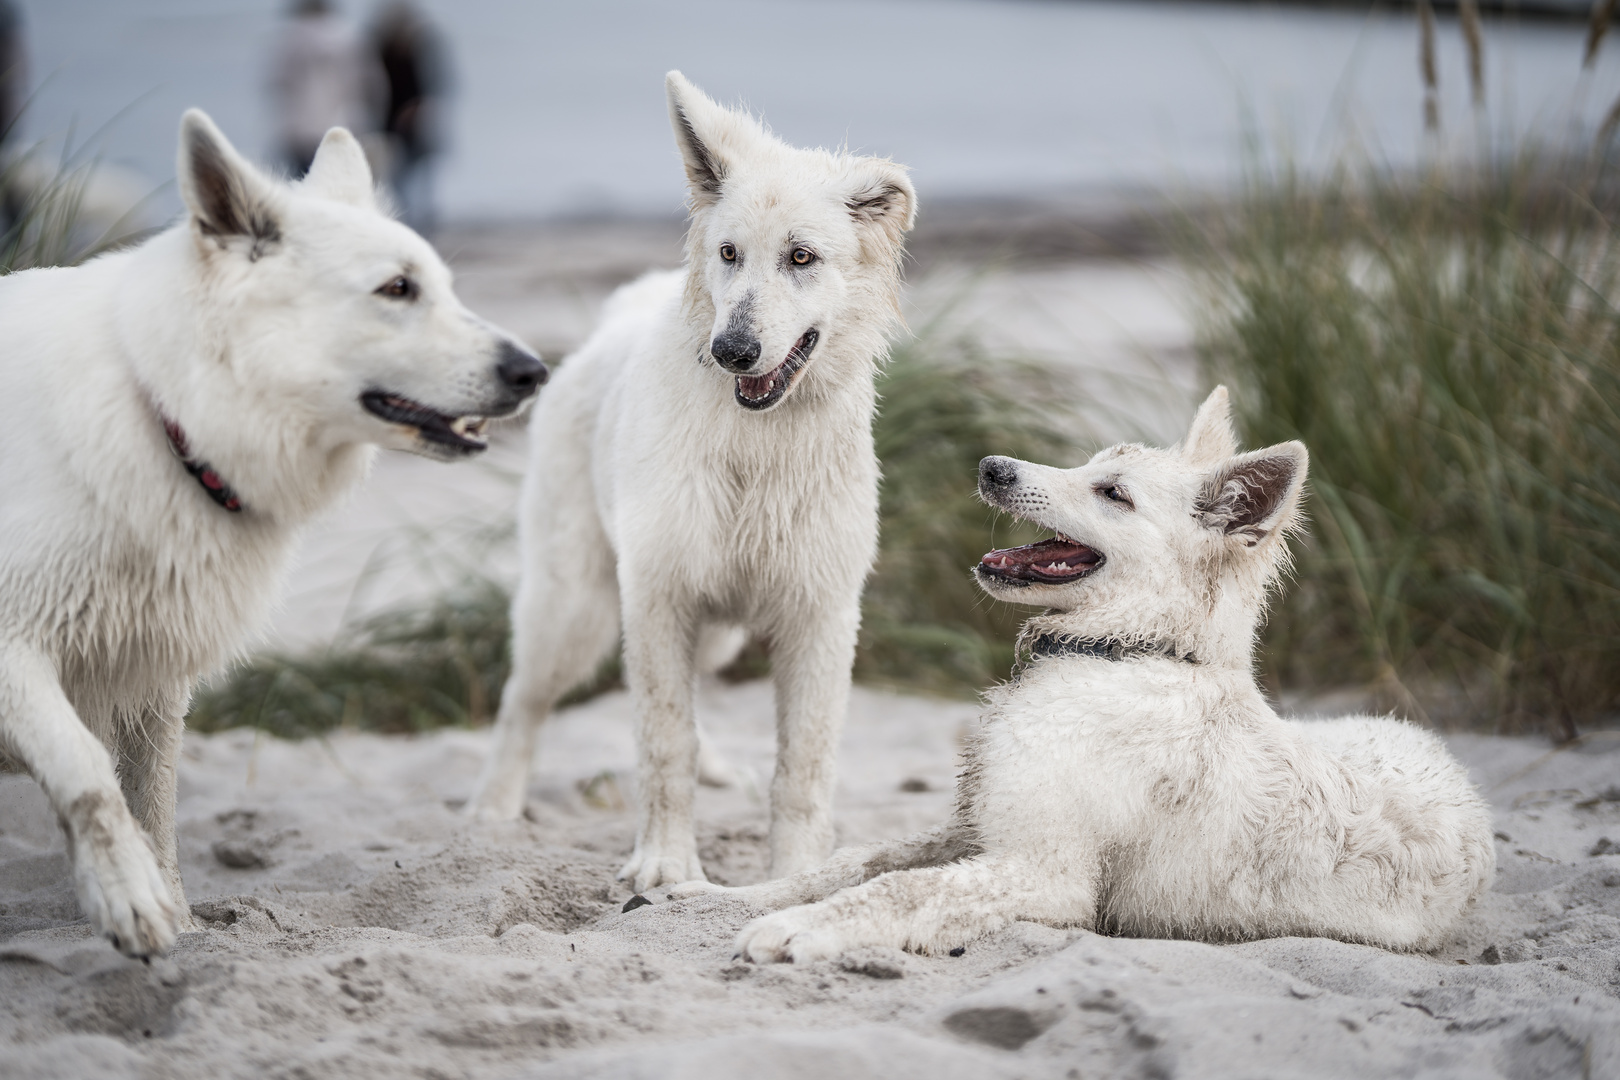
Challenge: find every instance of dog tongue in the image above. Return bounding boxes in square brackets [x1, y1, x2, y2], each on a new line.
[738, 371, 776, 400]
[981, 537, 1099, 578]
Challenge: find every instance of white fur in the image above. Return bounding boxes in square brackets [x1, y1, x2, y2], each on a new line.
[687, 388, 1494, 960]
[470, 73, 916, 891]
[0, 110, 543, 956]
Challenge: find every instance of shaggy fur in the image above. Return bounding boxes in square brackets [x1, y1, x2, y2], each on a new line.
[0, 111, 543, 956]
[676, 388, 1494, 961]
[469, 73, 916, 891]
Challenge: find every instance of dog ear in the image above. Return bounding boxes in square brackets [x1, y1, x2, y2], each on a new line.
[1182, 386, 1239, 464]
[844, 159, 916, 256]
[177, 109, 281, 258]
[301, 127, 376, 209]
[666, 71, 744, 207]
[1195, 442, 1308, 546]
[665, 71, 775, 207]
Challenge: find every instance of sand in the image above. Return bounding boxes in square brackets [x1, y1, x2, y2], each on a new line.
[0, 676, 1616, 1080]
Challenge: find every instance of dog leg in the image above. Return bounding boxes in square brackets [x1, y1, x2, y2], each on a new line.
[693, 624, 749, 789]
[618, 594, 703, 891]
[470, 491, 619, 822]
[0, 644, 177, 956]
[669, 822, 978, 909]
[734, 852, 1096, 963]
[119, 698, 195, 933]
[766, 607, 860, 878]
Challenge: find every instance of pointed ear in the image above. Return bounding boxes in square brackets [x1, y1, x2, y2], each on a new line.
[845, 158, 916, 258]
[301, 127, 376, 208]
[1195, 442, 1308, 546]
[665, 70, 757, 207]
[1182, 386, 1238, 464]
[177, 109, 281, 257]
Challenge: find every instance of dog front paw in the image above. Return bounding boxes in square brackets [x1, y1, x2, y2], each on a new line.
[734, 906, 852, 964]
[69, 798, 178, 957]
[618, 844, 705, 893]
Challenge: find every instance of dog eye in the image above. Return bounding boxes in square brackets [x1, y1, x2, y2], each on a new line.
[719, 243, 737, 262]
[376, 275, 417, 301]
[1099, 484, 1134, 508]
[791, 247, 815, 266]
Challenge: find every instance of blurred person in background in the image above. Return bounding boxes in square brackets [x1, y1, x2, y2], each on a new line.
[0, 0, 22, 147]
[269, 0, 384, 178]
[370, 1, 448, 235]
[0, 0, 25, 230]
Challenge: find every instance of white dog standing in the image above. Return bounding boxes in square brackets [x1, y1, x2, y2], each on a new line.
[0, 111, 546, 956]
[689, 388, 1494, 960]
[470, 72, 916, 891]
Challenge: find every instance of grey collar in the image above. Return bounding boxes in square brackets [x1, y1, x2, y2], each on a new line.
[1029, 634, 1198, 665]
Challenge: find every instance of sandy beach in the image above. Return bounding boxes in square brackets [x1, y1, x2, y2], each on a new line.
[0, 219, 1616, 1079]
[0, 677, 1616, 1078]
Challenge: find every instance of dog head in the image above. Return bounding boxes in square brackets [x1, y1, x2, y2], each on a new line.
[665, 71, 915, 413]
[974, 387, 1308, 666]
[175, 110, 545, 462]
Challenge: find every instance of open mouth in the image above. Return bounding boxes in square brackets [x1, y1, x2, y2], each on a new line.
[734, 329, 819, 411]
[977, 535, 1104, 586]
[361, 391, 489, 456]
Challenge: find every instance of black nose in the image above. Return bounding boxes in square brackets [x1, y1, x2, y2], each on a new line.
[496, 341, 548, 396]
[979, 456, 1019, 490]
[710, 331, 762, 373]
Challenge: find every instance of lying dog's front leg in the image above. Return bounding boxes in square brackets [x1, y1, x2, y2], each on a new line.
[0, 643, 177, 956]
[119, 694, 195, 932]
[766, 605, 861, 878]
[670, 822, 978, 909]
[734, 853, 1095, 963]
[618, 593, 705, 892]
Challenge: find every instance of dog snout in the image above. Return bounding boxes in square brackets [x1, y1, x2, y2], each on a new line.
[979, 456, 1020, 493]
[710, 330, 762, 373]
[495, 341, 548, 398]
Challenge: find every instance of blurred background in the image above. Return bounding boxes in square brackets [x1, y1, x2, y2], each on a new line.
[13, 0, 1617, 220]
[5, 0, 1619, 739]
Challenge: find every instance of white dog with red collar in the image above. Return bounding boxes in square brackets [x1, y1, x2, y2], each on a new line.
[0, 110, 544, 956]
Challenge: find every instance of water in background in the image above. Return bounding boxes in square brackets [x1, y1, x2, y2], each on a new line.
[18, 0, 1620, 223]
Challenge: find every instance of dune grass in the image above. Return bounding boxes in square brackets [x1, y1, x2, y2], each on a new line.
[187, 332, 1081, 736]
[1190, 152, 1620, 736]
[0, 130, 126, 273]
[855, 331, 1078, 694]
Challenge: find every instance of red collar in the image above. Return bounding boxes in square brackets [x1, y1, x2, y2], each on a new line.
[162, 417, 244, 513]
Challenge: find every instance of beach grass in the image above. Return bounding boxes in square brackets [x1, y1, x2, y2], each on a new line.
[0, 131, 126, 273]
[1189, 151, 1620, 736]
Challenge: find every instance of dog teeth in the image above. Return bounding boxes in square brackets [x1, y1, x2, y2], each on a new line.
[449, 416, 488, 439]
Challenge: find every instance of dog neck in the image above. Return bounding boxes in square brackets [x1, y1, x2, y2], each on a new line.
[114, 227, 376, 524]
[160, 414, 245, 513]
[1027, 633, 1199, 666]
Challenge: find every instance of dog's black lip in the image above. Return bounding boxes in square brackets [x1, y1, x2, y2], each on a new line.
[360, 390, 489, 455]
[976, 536, 1105, 587]
[733, 328, 818, 412]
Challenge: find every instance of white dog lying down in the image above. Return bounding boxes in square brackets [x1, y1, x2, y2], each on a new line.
[678, 388, 1494, 961]
[0, 111, 545, 956]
